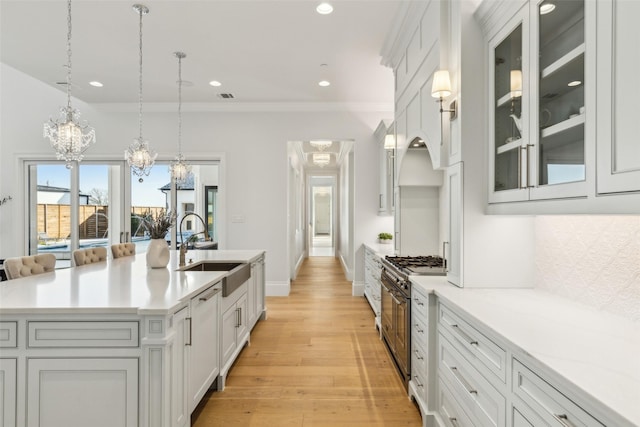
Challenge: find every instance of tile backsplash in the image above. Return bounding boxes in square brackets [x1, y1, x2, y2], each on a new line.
[535, 216, 640, 321]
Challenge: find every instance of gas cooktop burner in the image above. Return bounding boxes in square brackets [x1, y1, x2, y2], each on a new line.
[385, 255, 445, 268]
[383, 255, 446, 277]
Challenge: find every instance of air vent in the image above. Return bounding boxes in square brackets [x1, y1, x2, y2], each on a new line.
[217, 93, 235, 99]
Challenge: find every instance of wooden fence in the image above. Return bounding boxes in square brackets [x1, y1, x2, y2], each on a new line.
[37, 204, 165, 240]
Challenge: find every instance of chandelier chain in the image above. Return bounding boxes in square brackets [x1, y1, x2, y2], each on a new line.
[138, 6, 144, 140]
[65, 0, 72, 110]
[178, 54, 182, 155]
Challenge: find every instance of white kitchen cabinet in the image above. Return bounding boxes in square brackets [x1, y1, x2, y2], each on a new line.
[408, 286, 435, 420]
[363, 246, 382, 329]
[487, 0, 593, 205]
[375, 120, 395, 216]
[0, 358, 16, 427]
[596, 0, 640, 195]
[171, 305, 189, 427]
[27, 358, 138, 427]
[188, 284, 221, 413]
[512, 359, 605, 427]
[248, 255, 266, 331]
[446, 163, 462, 287]
[220, 281, 249, 389]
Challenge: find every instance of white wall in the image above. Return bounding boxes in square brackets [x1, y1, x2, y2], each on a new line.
[0, 63, 390, 290]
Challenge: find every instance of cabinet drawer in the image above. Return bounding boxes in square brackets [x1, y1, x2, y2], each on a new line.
[512, 359, 604, 427]
[439, 333, 506, 427]
[411, 369, 427, 401]
[439, 303, 506, 383]
[412, 313, 428, 346]
[439, 378, 477, 427]
[0, 322, 17, 348]
[411, 340, 427, 376]
[28, 321, 139, 348]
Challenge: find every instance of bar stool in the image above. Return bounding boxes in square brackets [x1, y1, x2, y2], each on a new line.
[73, 247, 108, 266]
[111, 243, 136, 259]
[4, 254, 57, 280]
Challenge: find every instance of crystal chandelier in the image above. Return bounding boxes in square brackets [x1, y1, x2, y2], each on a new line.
[43, 0, 96, 169]
[126, 4, 157, 182]
[313, 152, 331, 167]
[310, 140, 332, 151]
[169, 52, 192, 184]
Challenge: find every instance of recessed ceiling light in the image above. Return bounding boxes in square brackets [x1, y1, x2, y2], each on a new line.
[318, 80, 331, 87]
[89, 81, 103, 87]
[540, 3, 556, 15]
[209, 80, 222, 87]
[316, 2, 333, 15]
[568, 80, 582, 87]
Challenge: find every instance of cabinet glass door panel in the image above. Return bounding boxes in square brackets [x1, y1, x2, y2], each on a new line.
[493, 20, 525, 196]
[537, 0, 585, 187]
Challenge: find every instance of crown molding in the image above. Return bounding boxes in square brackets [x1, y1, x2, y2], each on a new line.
[92, 102, 394, 114]
[474, 0, 527, 38]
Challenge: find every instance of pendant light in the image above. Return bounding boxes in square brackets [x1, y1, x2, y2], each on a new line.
[43, 0, 96, 169]
[169, 52, 191, 184]
[125, 4, 157, 182]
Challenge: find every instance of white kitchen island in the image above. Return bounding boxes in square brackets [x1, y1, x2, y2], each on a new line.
[0, 249, 265, 427]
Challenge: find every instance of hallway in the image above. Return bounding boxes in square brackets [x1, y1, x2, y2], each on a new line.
[192, 256, 422, 426]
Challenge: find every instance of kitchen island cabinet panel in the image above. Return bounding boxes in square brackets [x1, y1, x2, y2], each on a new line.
[0, 358, 16, 427]
[26, 357, 138, 427]
[0, 250, 266, 427]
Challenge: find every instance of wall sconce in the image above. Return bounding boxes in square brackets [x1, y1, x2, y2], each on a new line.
[431, 70, 457, 120]
[384, 134, 395, 150]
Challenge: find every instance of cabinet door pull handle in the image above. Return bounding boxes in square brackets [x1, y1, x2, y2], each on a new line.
[452, 324, 478, 345]
[553, 414, 577, 427]
[519, 145, 527, 189]
[451, 367, 477, 395]
[443, 241, 449, 272]
[449, 417, 460, 427]
[238, 307, 242, 326]
[414, 349, 423, 360]
[526, 144, 535, 188]
[185, 317, 192, 346]
[119, 231, 124, 243]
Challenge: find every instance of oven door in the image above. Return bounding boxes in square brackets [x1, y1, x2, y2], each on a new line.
[380, 271, 395, 348]
[393, 291, 410, 376]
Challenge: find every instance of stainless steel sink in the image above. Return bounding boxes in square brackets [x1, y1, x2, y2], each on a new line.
[181, 262, 251, 297]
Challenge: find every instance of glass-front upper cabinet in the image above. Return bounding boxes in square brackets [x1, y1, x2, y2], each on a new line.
[530, 0, 587, 200]
[489, 0, 590, 204]
[489, 6, 529, 203]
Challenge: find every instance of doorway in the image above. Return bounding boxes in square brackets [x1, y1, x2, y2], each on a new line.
[309, 176, 336, 257]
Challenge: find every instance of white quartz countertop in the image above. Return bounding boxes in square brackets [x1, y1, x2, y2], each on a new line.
[0, 249, 265, 315]
[410, 276, 640, 426]
[363, 242, 395, 257]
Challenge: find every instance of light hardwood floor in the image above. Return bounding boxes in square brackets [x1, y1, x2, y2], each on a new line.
[192, 256, 422, 426]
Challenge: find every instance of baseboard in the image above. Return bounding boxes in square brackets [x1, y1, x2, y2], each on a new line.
[352, 280, 364, 296]
[338, 252, 352, 281]
[266, 281, 290, 296]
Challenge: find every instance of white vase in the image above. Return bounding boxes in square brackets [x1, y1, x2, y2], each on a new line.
[379, 239, 392, 244]
[146, 238, 170, 268]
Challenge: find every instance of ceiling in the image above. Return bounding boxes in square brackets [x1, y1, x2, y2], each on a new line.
[0, 0, 403, 106]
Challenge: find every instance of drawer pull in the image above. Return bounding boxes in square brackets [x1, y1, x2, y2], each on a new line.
[449, 417, 460, 427]
[199, 288, 220, 302]
[452, 324, 478, 346]
[413, 375, 424, 388]
[451, 367, 477, 395]
[415, 324, 424, 333]
[414, 349, 424, 360]
[413, 297, 424, 306]
[553, 414, 577, 427]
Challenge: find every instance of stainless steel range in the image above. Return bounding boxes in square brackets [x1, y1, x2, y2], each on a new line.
[380, 255, 445, 388]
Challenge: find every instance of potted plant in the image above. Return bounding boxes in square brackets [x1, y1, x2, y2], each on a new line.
[378, 232, 393, 244]
[143, 210, 176, 268]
